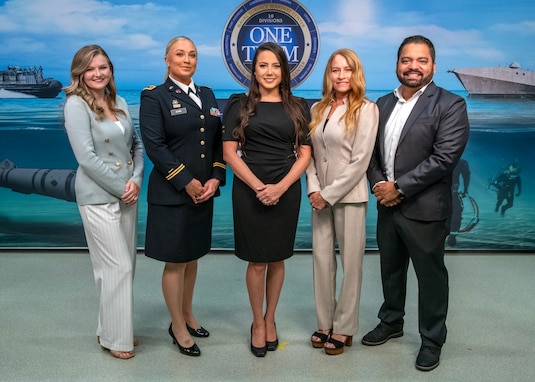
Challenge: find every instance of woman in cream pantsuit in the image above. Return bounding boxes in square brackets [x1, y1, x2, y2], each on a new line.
[64, 45, 144, 360]
[306, 49, 378, 355]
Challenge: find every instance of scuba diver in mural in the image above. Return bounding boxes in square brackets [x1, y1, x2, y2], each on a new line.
[489, 160, 522, 216]
[447, 158, 479, 246]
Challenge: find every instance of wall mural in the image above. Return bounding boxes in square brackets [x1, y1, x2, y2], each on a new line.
[1, 89, 533, 250]
[1, 0, 534, 250]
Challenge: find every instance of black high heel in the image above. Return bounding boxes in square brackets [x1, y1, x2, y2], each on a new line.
[266, 323, 278, 351]
[250, 324, 267, 357]
[187, 324, 210, 338]
[266, 337, 279, 351]
[168, 323, 201, 357]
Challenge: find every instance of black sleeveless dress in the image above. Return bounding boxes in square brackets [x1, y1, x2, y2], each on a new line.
[222, 94, 310, 263]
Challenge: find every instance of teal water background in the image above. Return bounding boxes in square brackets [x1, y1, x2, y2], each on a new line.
[1, 89, 534, 249]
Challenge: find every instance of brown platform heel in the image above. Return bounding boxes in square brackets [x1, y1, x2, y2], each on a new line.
[324, 335, 353, 355]
[311, 330, 331, 348]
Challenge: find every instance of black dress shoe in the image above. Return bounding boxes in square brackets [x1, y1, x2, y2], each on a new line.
[168, 323, 201, 357]
[187, 324, 210, 338]
[361, 323, 403, 346]
[415, 346, 440, 371]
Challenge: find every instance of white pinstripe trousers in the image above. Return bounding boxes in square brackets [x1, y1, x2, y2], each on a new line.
[79, 201, 137, 352]
[312, 202, 367, 335]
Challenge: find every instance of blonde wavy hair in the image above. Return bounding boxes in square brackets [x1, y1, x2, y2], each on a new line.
[309, 49, 367, 136]
[64, 45, 124, 121]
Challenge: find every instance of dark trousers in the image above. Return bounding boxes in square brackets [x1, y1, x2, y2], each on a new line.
[376, 207, 449, 349]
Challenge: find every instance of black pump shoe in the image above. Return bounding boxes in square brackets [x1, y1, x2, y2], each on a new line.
[187, 324, 210, 338]
[168, 323, 201, 357]
[266, 323, 278, 351]
[266, 338, 279, 351]
[250, 325, 267, 357]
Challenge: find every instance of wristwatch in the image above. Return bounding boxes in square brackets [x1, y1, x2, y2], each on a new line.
[394, 181, 405, 198]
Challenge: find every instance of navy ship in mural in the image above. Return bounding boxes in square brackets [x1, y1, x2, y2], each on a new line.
[449, 63, 535, 98]
[0, 65, 62, 98]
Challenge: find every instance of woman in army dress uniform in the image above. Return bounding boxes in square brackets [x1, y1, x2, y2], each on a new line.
[222, 42, 311, 357]
[139, 36, 225, 357]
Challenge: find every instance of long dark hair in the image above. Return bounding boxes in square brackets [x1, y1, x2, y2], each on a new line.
[233, 42, 308, 150]
[64, 45, 124, 121]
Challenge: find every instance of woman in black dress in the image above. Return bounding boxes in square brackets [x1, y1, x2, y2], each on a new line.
[222, 42, 311, 357]
[139, 36, 225, 357]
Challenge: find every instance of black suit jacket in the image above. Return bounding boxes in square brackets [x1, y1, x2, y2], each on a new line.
[367, 82, 470, 221]
[140, 78, 226, 205]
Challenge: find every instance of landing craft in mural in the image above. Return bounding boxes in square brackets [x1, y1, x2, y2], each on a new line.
[0, 66, 63, 98]
[0, 159, 76, 202]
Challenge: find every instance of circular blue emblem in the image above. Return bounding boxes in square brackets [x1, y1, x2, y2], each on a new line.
[222, 0, 320, 89]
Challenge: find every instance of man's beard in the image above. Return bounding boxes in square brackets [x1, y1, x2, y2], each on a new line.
[397, 70, 433, 89]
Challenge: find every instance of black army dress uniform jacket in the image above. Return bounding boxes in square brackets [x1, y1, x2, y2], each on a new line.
[140, 78, 226, 205]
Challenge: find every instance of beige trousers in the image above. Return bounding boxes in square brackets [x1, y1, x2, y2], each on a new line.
[312, 202, 367, 336]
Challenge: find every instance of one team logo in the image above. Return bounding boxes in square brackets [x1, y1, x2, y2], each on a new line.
[222, 0, 320, 89]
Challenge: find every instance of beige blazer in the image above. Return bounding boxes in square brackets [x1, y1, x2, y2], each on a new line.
[306, 99, 378, 205]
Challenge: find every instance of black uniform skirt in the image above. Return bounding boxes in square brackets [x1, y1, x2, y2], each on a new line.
[144, 200, 213, 263]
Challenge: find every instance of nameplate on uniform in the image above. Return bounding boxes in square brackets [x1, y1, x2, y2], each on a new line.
[170, 108, 187, 116]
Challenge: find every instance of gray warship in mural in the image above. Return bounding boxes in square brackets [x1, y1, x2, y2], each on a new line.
[0, 66, 63, 98]
[0, 159, 76, 202]
[449, 63, 535, 97]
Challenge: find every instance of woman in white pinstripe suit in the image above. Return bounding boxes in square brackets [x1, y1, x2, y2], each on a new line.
[64, 45, 144, 360]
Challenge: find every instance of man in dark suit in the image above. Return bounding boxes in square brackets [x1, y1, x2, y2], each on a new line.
[363, 35, 470, 371]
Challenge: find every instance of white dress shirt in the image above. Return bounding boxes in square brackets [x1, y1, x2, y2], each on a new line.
[383, 82, 431, 181]
[169, 76, 202, 108]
